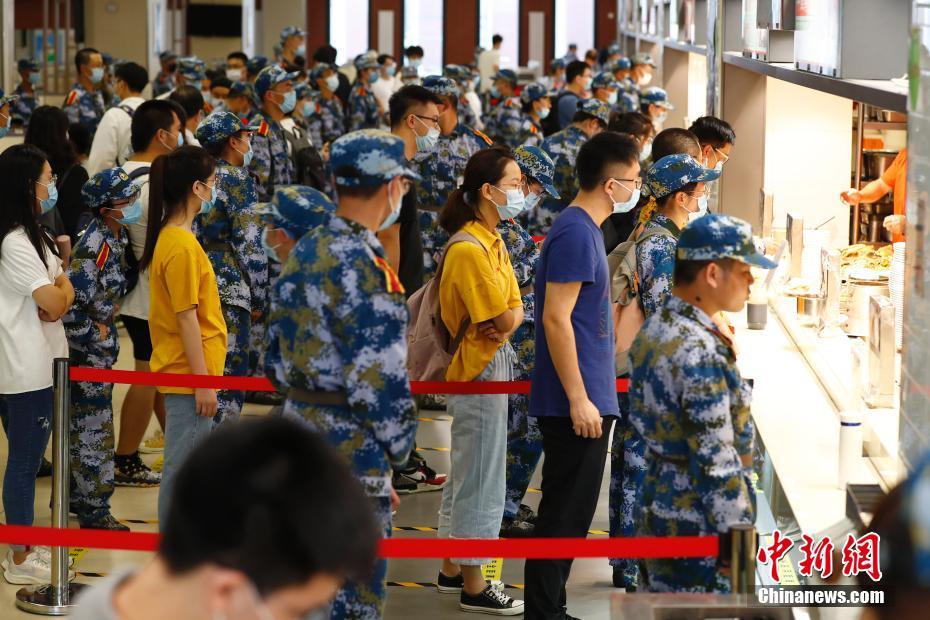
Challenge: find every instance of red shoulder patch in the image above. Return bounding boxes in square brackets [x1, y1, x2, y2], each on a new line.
[257, 120, 269, 137]
[95, 242, 110, 270]
[529, 124, 538, 134]
[373, 256, 405, 295]
[65, 91, 79, 107]
[473, 129, 493, 146]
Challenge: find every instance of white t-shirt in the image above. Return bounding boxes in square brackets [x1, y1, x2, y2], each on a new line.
[119, 161, 152, 321]
[478, 48, 501, 93]
[86, 96, 146, 176]
[0, 228, 68, 394]
[371, 75, 398, 113]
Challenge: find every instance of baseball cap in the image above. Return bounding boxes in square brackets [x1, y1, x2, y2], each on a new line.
[631, 53, 656, 67]
[280, 26, 306, 41]
[254, 65, 299, 100]
[422, 75, 460, 99]
[309, 62, 336, 82]
[178, 57, 206, 81]
[355, 55, 379, 71]
[443, 64, 470, 81]
[18, 58, 40, 73]
[493, 69, 518, 86]
[330, 129, 422, 187]
[256, 185, 335, 238]
[576, 98, 612, 125]
[247, 55, 270, 76]
[81, 168, 140, 208]
[513, 145, 559, 199]
[228, 81, 259, 107]
[520, 83, 549, 104]
[591, 72, 620, 91]
[610, 57, 632, 72]
[195, 110, 260, 147]
[677, 213, 777, 269]
[641, 86, 674, 109]
[645, 154, 721, 200]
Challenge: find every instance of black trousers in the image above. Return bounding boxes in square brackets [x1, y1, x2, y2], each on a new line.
[524, 416, 614, 619]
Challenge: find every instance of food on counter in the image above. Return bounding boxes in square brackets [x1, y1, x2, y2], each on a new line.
[841, 244, 893, 272]
[783, 278, 817, 297]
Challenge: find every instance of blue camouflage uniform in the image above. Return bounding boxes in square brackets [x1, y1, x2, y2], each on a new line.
[63, 168, 142, 527]
[265, 130, 419, 620]
[11, 59, 40, 128]
[307, 63, 346, 147]
[503, 146, 560, 522]
[152, 51, 177, 98]
[193, 111, 268, 425]
[249, 65, 299, 199]
[531, 98, 610, 237]
[629, 213, 773, 592]
[488, 83, 548, 149]
[63, 82, 105, 136]
[348, 57, 382, 131]
[443, 65, 481, 129]
[482, 68, 518, 123]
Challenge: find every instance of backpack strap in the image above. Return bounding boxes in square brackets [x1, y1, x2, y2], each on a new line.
[117, 104, 135, 118]
[127, 166, 151, 181]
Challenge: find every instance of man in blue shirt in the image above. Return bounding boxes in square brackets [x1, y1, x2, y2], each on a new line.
[525, 131, 642, 619]
[556, 60, 592, 130]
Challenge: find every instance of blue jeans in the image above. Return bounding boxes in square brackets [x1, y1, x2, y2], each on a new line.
[1, 389, 53, 551]
[158, 394, 214, 527]
[438, 343, 515, 566]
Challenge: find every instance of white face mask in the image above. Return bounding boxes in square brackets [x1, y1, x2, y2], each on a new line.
[226, 68, 243, 81]
[607, 90, 618, 106]
[639, 72, 653, 86]
[640, 141, 653, 162]
[685, 194, 708, 224]
[608, 179, 640, 214]
[324, 74, 340, 92]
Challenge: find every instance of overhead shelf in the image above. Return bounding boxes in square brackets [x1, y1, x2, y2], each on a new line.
[662, 39, 706, 55]
[723, 52, 908, 113]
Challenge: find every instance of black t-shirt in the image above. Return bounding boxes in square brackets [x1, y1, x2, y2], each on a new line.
[397, 190, 423, 298]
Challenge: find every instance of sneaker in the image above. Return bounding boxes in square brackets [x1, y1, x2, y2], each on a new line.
[394, 462, 447, 495]
[140, 431, 164, 454]
[499, 516, 534, 538]
[436, 571, 464, 593]
[418, 393, 447, 410]
[36, 457, 53, 478]
[79, 513, 129, 531]
[460, 584, 524, 615]
[34, 547, 74, 568]
[2, 550, 74, 585]
[114, 453, 161, 487]
[515, 504, 537, 525]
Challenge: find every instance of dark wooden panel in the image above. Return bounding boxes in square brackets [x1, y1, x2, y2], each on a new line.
[443, 0, 477, 66]
[307, 0, 329, 58]
[594, 0, 617, 49]
[369, 0, 403, 61]
[519, 0, 554, 66]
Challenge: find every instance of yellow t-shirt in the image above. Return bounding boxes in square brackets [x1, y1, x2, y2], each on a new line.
[439, 220, 521, 381]
[148, 226, 227, 394]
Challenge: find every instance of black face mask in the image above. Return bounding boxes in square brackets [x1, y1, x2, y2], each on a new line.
[166, 63, 177, 73]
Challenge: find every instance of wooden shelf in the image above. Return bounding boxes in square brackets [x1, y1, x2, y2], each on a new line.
[862, 121, 907, 131]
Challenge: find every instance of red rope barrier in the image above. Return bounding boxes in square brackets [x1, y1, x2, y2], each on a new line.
[68, 367, 629, 395]
[0, 525, 716, 559]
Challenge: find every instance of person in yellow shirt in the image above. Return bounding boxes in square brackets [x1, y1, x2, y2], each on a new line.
[138, 146, 227, 527]
[434, 147, 525, 615]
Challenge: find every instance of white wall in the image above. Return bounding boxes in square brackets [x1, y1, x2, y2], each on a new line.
[258, 0, 304, 59]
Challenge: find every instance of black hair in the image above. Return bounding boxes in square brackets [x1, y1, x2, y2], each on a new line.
[0, 144, 56, 263]
[571, 110, 606, 130]
[24, 106, 78, 176]
[576, 131, 639, 191]
[652, 128, 701, 162]
[377, 54, 395, 65]
[609, 112, 655, 143]
[139, 146, 215, 272]
[688, 115, 736, 149]
[568, 43, 578, 50]
[313, 45, 338, 64]
[227, 51, 248, 64]
[566, 60, 589, 84]
[160, 417, 379, 595]
[131, 99, 182, 153]
[68, 123, 92, 158]
[169, 85, 205, 124]
[405, 46, 424, 58]
[114, 61, 149, 93]
[389, 84, 443, 128]
[210, 76, 232, 91]
[74, 47, 99, 74]
[673, 258, 734, 286]
[492, 34, 503, 45]
[439, 146, 514, 234]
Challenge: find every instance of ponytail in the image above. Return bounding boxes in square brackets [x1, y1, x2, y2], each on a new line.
[138, 145, 216, 272]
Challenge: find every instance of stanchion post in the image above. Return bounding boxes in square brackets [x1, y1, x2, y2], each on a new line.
[728, 524, 757, 595]
[15, 357, 86, 615]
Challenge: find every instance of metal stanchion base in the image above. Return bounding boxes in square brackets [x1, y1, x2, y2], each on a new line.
[15, 583, 87, 616]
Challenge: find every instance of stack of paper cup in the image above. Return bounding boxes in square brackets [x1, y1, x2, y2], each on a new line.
[801, 229, 829, 289]
[838, 411, 863, 490]
[889, 242, 906, 350]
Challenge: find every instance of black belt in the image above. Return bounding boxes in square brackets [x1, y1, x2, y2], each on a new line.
[287, 387, 349, 406]
[203, 241, 232, 252]
[519, 285, 532, 296]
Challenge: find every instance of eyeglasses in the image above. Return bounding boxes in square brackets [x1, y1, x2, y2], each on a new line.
[689, 189, 708, 199]
[412, 114, 441, 129]
[609, 177, 643, 190]
[714, 147, 730, 164]
[36, 175, 58, 188]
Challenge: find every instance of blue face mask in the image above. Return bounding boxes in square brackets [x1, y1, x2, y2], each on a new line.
[38, 181, 58, 213]
[234, 142, 253, 167]
[278, 90, 297, 114]
[90, 67, 105, 84]
[537, 105, 550, 120]
[524, 191, 542, 211]
[296, 44, 306, 57]
[688, 194, 709, 223]
[490, 85, 501, 98]
[368, 71, 379, 84]
[28, 72, 41, 85]
[607, 90, 619, 105]
[491, 186, 526, 220]
[301, 101, 313, 118]
[261, 227, 283, 262]
[379, 183, 402, 231]
[385, 65, 396, 77]
[112, 199, 142, 225]
[609, 180, 640, 214]
[198, 181, 218, 215]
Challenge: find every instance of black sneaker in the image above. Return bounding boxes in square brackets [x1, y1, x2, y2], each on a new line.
[114, 453, 161, 487]
[36, 457, 53, 478]
[515, 504, 537, 525]
[499, 516, 534, 538]
[80, 513, 129, 531]
[612, 565, 638, 591]
[436, 571, 464, 593]
[393, 463, 447, 494]
[460, 584, 524, 616]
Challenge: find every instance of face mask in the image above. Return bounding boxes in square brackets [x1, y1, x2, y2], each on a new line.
[607, 91, 618, 105]
[368, 72, 379, 84]
[226, 68, 243, 81]
[378, 182, 403, 231]
[111, 199, 142, 225]
[609, 180, 640, 214]
[656, 111, 668, 124]
[537, 105, 550, 120]
[296, 44, 306, 57]
[639, 73, 653, 86]
[491, 186, 526, 220]
[413, 116, 440, 152]
[233, 142, 253, 167]
[409, 59, 421, 68]
[640, 141, 652, 162]
[261, 227, 282, 262]
[324, 74, 339, 91]
[198, 181, 218, 215]
[89, 67, 105, 84]
[38, 181, 58, 213]
[686, 195, 708, 223]
[188, 79, 202, 92]
[301, 101, 313, 118]
[490, 85, 500, 98]
[385, 65, 396, 77]
[28, 72, 41, 85]
[524, 191, 542, 211]
[277, 90, 297, 114]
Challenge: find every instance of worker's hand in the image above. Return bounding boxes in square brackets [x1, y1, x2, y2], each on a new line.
[194, 387, 218, 418]
[569, 397, 603, 439]
[840, 188, 862, 206]
[883, 214, 906, 236]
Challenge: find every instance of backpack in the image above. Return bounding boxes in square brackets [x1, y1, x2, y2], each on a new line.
[119, 166, 150, 295]
[541, 91, 575, 136]
[282, 123, 328, 191]
[607, 223, 675, 374]
[406, 231, 487, 382]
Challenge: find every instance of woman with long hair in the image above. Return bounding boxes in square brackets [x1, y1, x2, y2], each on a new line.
[0, 143, 75, 584]
[139, 146, 227, 526]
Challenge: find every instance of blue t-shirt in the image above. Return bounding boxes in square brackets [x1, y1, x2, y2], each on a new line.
[557, 92, 580, 130]
[529, 206, 619, 417]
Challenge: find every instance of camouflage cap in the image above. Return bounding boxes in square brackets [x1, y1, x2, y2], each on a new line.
[18, 58, 40, 72]
[677, 213, 777, 269]
[228, 80, 259, 107]
[422, 75, 460, 99]
[256, 185, 334, 238]
[641, 86, 674, 109]
[195, 110, 260, 146]
[551, 58, 567, 70]
[309, 62, 336, 82]
[609, 57, 632, 71]
[591, 72, 620, 91]
[159, 50, 178, 63]
[280, 26, 307, 42]
[178, 57, 206, 80]
[247, 55, 270, 76]
[443, 64, 470, 81]
[493, 69, 518, 86]
[607, 43, 622, 55]
[576, 98, 612, 125]
[81, 167, 139, 208]
[513, 145, 559, 199]
[101, 52, 114, 66]
[0, 88, 19, 107]
[631, 53, 656, 67]
[645, 154, 720, 200]
[330, 129, 422, 187]
[294, 82, 311, 100]
[255, 65, 299, 100]
[520, 83, 549, 104]
[355, 55, 379, 71]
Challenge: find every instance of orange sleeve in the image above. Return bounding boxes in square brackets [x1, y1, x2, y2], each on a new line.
[881, 149, 907, 189]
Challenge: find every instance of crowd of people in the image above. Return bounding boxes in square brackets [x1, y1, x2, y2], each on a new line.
[0, 28, 923, 620]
